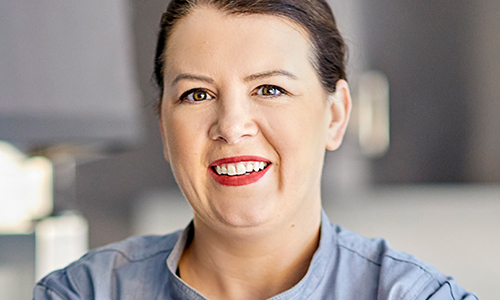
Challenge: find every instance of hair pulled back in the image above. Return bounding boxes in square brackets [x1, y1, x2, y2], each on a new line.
[154, 0, 347, 109]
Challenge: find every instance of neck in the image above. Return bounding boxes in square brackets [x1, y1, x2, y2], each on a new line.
[178, 204, 322, 300]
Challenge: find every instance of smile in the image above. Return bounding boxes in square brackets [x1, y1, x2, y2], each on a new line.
[214, 161, 268, 176]
[208, 156, 271, 186]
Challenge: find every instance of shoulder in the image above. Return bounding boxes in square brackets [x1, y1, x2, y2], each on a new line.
[327, 223, 477, 300]
[34, 231, 182, 300]
[81, 231, 182, 263]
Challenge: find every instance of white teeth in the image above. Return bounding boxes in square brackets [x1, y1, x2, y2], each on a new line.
[227, 164, 236, 176]
[214, 161, 268, 176]
[236, 163, 246, 175]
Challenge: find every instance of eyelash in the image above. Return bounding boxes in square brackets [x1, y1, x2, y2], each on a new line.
[255, 85, 288, 97]
[179, 88, 214, 103]
[178, 85, 288, 103]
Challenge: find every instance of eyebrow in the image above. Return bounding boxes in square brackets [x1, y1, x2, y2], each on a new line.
[244, 70, 298, 82]
[171, 74, 214, 86]
[171, 69, 298, 86]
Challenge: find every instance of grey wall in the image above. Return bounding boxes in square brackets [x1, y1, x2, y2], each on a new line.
[467, 0, 500, 182]
[353, 0, 500, 183]
[0, 0, 141, 148]
[74, 0, 176, 248]
[359, 0, 474, 183]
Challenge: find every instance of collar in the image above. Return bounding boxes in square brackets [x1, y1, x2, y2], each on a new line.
[166, 209, 336, 300]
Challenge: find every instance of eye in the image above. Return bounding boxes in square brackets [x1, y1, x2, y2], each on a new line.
[256, 85, 286, 97]
[180, 88, 213, 102]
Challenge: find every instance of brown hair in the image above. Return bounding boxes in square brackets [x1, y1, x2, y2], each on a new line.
[154, 0, 347, 110]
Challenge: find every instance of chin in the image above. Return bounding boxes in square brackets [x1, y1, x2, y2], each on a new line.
[218, 211, 268, 228]
[211, 198, 281, 231]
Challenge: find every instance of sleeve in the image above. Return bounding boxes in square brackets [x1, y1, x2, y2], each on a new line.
[419, 278, 478, 300]
[32, 269, 83, 300]
[33, 283, 66, 300]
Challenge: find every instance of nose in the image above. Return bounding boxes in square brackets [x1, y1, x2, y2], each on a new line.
[208, 94, 259, 144]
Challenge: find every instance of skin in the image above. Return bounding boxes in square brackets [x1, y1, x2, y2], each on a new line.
[159, 6, 351, 300]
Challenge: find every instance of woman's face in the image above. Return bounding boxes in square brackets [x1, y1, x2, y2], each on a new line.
[160, 6, 350, 233]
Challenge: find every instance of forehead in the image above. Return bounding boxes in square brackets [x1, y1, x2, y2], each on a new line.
[164, 6, 315, 80]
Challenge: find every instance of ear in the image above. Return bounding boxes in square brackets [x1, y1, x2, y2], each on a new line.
[325, 79, 352, 151]
[158, 118, 170, 163]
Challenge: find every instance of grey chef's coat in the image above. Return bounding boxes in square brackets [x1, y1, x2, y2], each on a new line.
[34, 210, 477, 300]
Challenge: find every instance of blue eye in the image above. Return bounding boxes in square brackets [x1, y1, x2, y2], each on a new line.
[256, 85, 286, 97]
[181, 89, 213, 102]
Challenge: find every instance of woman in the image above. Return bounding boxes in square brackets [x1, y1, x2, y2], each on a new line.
[34, 0, 477, 299]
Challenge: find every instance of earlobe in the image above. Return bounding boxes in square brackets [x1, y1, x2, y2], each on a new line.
[158, 118, 170, 163]
[325, 79, 352, 151]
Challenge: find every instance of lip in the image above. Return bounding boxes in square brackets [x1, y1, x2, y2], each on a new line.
[209, 155, 269, 167]
[208, 156, 271, 187]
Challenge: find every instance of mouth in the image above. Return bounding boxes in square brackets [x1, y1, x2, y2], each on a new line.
[208, 156, 271, 186]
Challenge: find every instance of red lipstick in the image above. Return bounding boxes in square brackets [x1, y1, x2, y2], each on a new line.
[208, 156, 271, 187]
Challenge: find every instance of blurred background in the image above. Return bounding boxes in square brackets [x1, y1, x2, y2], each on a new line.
[0, 0, 498, 299]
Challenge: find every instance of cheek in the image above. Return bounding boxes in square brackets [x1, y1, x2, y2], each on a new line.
[163, 116, 210, 200]
[165, 118, 187, 157]
[259, 98, 329, 192]
[164, 111, 204, 171]
[263, 101, 328, 157]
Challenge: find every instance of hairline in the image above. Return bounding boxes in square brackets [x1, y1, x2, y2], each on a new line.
[160, 3, 326, 93]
